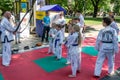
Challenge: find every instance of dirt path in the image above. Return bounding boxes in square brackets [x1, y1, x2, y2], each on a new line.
[85, 23, 120, 37]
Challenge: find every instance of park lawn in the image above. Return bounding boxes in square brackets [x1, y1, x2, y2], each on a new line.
[84, 17, 102, 25]
[65, 16, 120, 26]
[65, 17, 102, 25]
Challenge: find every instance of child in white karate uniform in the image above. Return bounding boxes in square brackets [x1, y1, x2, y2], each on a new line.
[54, 24, 63, 60]
[48, 23, 57, 54]
[68, 25, 82, 78]
[94, 17, 118, 78]
[74, 18, 85, 41]
[109, 16, 119, 35]
[64, 25, 73, 64]
[15, 22, 21, 44]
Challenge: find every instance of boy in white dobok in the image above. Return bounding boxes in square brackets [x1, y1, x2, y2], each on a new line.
[109, 16, 119, 35]
[64, 24, 73, 64]
[54, 24, 63, 60]
[94, 17, 119, 78]
[48, 23, 57, 54]
[68, 25, 82, 78]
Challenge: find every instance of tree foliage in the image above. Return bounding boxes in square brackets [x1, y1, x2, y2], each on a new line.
[0, 0, 14, 15]
[0, 0, 120, 18]
[113, 0, 120, 15]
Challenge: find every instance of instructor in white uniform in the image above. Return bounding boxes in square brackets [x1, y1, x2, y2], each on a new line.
[0, 11, 16, 66]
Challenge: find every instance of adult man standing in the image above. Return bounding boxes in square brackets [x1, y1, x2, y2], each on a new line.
[41, 12, 50, 43]
[0, 11, 16, 66]
[109, 16, 119, 35]
[76, 11, 85, 40]
[76, 11, 84, 28]
[55, 13, 66, 40]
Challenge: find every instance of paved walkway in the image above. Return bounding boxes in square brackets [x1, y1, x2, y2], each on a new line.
[0, 34, 49, 53]
[0, 23, 120, 55]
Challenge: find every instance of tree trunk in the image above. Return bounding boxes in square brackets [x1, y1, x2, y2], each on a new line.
[46, 0, 50, 5]
[93, 5, 98, 18]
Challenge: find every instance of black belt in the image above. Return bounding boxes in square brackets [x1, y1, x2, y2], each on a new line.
[102, 41, 113, 43]
[72, 44, 78, 46]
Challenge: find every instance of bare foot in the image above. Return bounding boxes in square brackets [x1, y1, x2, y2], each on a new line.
[65, 62, 71, 65]
[68, 74, 76, 78]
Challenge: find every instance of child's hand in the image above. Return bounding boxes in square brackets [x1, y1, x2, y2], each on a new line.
[42, 21, 44, 24]
[59, 43, 62, 46]
[13, 32, 16, 35]
[50, 34, 52, 37]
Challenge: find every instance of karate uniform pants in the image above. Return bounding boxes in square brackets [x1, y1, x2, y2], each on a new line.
[94, 51, 115, 76]
[2, 40, 12, 66]
[70, 53, 80, 76]
[55, 45, 62, 59]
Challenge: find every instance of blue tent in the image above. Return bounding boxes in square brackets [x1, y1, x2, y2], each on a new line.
[36, 4, 66, 37]
[39, 4, 66, 14]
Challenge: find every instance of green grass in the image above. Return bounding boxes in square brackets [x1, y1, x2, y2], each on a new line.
[65, 16, 120, 26]
[115, 16, 120, 22]
[65, 17, 102, 25]
[85, 17, 102, 25]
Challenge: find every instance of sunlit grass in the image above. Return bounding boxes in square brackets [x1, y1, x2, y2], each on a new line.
[65, 16, 120, 26]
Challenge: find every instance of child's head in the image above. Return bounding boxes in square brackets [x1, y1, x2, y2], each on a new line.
[56, 24, 61, 31]
[51, 23, 56, 28]
[72, 24, 80, 33]
[74, 18, 80, 23]
[102, 17, 112, 27]
[60, 12, 63, 18]
[72, 24, 82, 46]
[46, 12, 49, 16]
[109, 15, 115, 21]
[68, 25, 73, 33]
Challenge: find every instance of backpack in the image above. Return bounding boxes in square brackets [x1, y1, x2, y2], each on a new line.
[101, 30, 113, 43]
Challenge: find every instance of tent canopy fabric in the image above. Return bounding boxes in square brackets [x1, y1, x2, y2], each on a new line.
[39, 4, 66, 14]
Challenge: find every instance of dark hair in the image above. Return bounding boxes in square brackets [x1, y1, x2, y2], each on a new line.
[111, 15, 114, 19]
[109, 15, 115, 21]
[103, 17, 112, 26]
[74, 18, 80, 21]
[46, 11, 48, 14]
[46, 11, 49, 15]
[76, 10, 81, 13]
[73, 25, 82, 46]
[56, 24, 62, 29]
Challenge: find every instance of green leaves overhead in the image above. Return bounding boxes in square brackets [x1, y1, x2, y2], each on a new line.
[0, 0, 14, 14]
[50, 0, 120, 17]
[0, 0, 120, 18]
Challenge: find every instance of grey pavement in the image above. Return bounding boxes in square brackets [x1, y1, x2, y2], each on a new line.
[0, 23, 120, 56]
[0, 34, 49, 56]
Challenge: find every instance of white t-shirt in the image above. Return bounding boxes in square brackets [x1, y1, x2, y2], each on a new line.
[55, 17, 66, 25]
[79, 14, 84, 27]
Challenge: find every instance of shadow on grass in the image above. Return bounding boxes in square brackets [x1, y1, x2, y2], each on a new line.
[84, 26, 99, 33]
